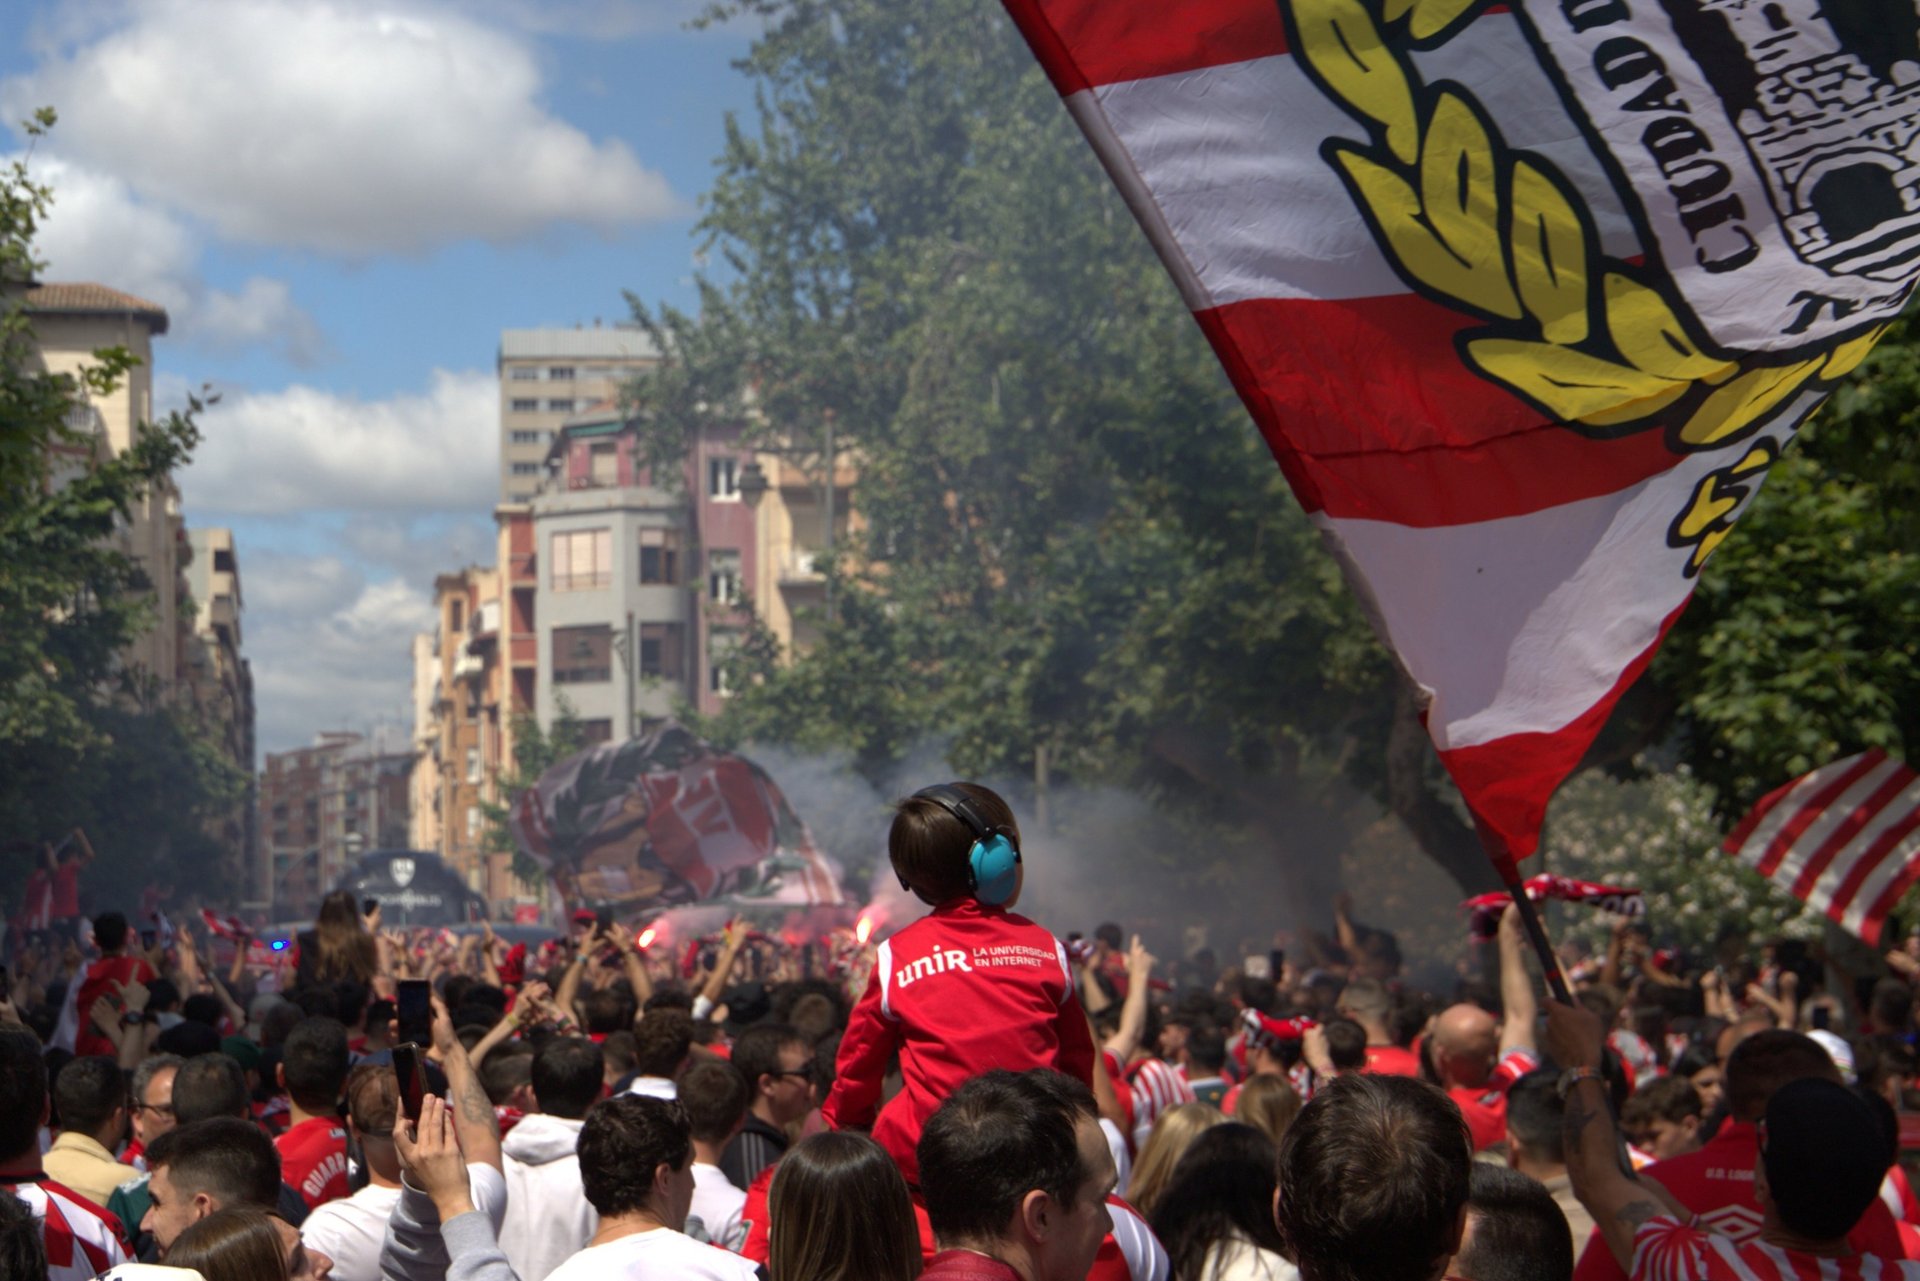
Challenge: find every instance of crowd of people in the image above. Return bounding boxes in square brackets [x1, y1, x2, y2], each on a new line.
[2, 780, 1919, 1281]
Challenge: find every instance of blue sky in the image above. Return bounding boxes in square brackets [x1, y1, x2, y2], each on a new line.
[0, 0, 760, 753]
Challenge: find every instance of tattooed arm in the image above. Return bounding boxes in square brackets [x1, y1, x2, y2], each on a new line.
[1545, 1001, 1688, 1271]
[431, 992, 503, 1172]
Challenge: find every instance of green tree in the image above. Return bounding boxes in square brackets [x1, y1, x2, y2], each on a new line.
[637, 0, 1920, 917]
[0, 111, 238, 903]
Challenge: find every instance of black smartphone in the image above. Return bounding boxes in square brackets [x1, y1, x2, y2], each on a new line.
[362, 898, 378, 917]
[594, 908, 613, 934]
[0, 965, 10, 993]
[397, 979, 433, 1045]
[1812, 1004, 1832, 1031]
[392, 1042, 427, 1125]
[1270, 948, 1287, 979]
[140, 930, 157, 951]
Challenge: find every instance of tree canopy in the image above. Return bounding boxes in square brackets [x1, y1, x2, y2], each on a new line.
[625, 0, 1920, 916]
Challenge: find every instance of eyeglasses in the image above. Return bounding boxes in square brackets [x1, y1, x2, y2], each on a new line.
[132, 1102, 176, 1118]
[769, 1066, 816, 1083]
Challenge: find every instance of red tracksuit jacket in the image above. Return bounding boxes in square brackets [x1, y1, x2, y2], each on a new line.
[823, 898, 1097, 1183]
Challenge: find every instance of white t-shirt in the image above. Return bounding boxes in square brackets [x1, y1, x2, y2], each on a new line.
[301, 1182, 403, 1281]
[687, 1163, 747, 1252]
[544, 1227, 760, 1281]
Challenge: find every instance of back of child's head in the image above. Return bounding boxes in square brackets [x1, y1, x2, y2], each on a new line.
[889, 782, 1018, 905]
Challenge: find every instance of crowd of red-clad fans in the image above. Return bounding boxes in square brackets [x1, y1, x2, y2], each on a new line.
[4, 785, 1920, 1281]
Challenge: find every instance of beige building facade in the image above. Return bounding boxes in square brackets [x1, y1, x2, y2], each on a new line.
[497, 326, 659, 503]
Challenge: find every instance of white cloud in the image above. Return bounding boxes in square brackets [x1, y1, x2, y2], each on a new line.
[241, 556, 435, 752]
[196, 277, 332, 367]
[466, 0, 711, 39]
[22, 152, 327, 363]
[183, 369, 500, 515]
[3, 0, 689, 257]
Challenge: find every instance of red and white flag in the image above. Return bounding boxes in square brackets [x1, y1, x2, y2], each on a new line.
[1724, 750, 1920, 946]
[1462, 874, 1642, 941]
[201, 907, 251, 940]
[998, 0, 1910, 873]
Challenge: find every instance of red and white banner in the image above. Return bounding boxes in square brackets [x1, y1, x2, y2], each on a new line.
[999, 0, 1911, 871]
[1724, 750, 1920, 946]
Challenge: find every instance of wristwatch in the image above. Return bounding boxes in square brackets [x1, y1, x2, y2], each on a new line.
[121, 1010, 145, 1026]
[1556, 1065, 1601, 1099]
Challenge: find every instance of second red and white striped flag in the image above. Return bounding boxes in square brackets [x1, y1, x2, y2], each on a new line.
[1724, 750, 1920, 946]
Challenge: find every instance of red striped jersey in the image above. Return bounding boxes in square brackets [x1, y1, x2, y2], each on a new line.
[1631, 1216, 1920, 1281]
[4, 1175, 131, 1281]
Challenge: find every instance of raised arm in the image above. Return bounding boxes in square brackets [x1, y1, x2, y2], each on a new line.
[1497, 904, 1539, 1056]
[431, 993, 502, 1171]
[607, 923, 653, 1005]
[1102, 937, 1156, 1063]
[1544, 1001, 1687, 1269]
[695, 921, 748, 1020]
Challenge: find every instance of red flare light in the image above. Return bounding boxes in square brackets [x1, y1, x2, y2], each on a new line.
[637, 926, 658, 949]
[855, 915, 874, 945]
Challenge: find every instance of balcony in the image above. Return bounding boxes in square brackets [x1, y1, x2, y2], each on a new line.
[779, 549, 826, 588]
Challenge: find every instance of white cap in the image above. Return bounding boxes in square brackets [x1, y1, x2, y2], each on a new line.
[1807, 1028, 1857, 1085]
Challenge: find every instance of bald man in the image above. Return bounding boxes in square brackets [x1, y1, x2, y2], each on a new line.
[1435, 906, 1539, 1149]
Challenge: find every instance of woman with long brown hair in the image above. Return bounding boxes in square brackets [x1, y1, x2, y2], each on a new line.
[297, 889, 378, 987]
[168, 1208, 293, 1281]
[768, 1131, 921, 1281]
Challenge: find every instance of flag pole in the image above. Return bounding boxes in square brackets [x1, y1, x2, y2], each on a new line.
[1506, 875, 1574, 1004]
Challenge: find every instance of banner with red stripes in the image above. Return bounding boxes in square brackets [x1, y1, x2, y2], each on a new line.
[998, 0, 1916, 872]
[1724, 750, 1920, 947]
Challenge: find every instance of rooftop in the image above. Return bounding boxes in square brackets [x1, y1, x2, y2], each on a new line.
[20, 281, 170, 333]
[499, 325, 659, 362]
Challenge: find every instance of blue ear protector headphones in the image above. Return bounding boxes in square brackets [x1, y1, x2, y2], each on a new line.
[905, 784, 1023, 906]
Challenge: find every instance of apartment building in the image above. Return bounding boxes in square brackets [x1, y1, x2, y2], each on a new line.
[497, 326, 659, 503]
[183, 528, 261, 905]
[23, 283, 194, 695]
[260, 732, 412, 922]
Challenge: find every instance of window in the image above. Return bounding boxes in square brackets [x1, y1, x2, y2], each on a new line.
[639, 622, 684, 680]
[467, 805, 482, 839]
[581, 719, 613, 746]
[709, 457, 739, 500]
[466, 747, 481, 782]
[589, 441, 618, 487]
[708, 631, 739, 695]
[511, 462, 541, 476]
[639, 528, 681, 585]
[511, 398, 539, 412]
[510, 430, 545, 445]
[708, 549, 741, 604]
[549, 366, 575, 380]
[554, 625, 612, 684]
[547, 398, 575, 413]
[551, 529, 611, 591]
[509, 367, 539, 381]
[450, 600, 465, 632]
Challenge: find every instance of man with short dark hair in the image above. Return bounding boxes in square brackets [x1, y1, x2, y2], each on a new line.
[1183, 1026, 1230, 1108]
[1570, 1027, 1906, 1281]
[917, 1069, 1116, 1281]
[543, 1095, 757, 1280]
[73, 911, 156, 1059]
[44, 1055, 139, 1205]
[1452, 1163, 1573, 1281]
[1504, 1068, 1594, 1258]
[276, 1016, 350, 1210]
[622, 1009, 693, 1100]
[301, 1064, 404, 1281]
[677, 1057, 750, 1251]
[1275, 1073, 1471, 1281]
[1548, 1002, 1917, 1281]
[0, 1026, 130, 1281]
[1337, 978, 1420, 1077]
[502, 1036, 605, 1280]
[123, 1053, 185, 1171]
[720, 1023, 812, 1190]
[140, 1117, 284, 1254]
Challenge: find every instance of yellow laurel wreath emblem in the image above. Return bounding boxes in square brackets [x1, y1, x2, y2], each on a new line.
[1288, 0, 1889, 569]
